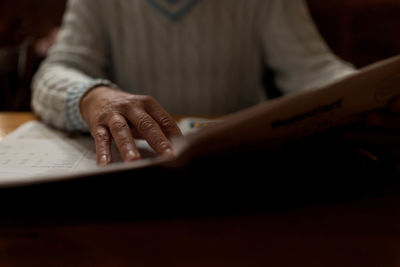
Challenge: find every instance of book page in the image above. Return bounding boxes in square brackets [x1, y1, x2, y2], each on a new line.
[0, 121, 119, 177]
[0, 117, 212, 186]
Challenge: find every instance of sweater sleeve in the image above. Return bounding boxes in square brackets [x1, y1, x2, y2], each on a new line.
[259, 0, 357, 95]
[31, 0, 117, 131]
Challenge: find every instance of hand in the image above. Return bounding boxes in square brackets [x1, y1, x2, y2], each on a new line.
[80, 86, 183, 166]
[344, 96, 400, 162]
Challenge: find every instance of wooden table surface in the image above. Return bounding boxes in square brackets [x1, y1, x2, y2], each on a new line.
[0, 112, 37, 141]
[1, 112, 400, 266]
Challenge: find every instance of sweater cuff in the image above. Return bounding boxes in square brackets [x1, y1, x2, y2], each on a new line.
[65, 79, 118, 131]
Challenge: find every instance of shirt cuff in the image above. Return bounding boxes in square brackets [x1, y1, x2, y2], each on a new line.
[65, 79, 118, 131]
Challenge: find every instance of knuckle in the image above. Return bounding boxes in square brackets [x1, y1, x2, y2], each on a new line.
[93, 103, 113, 124]
[116, 137, 132, 149]
[119, 98, 135, 110]
[95, 112, 108, 125]
[137, 118, 154, 132]
[159, 116, 175, 129]
[93, 129, 110, 142]
[126, 95, 139, 103]
[139, 95, 155, 104]
[109, 116, 128, 131]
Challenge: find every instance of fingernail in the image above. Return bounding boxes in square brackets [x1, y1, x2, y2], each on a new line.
[163, 148, 175, 158]
[99, 155, 109, 166]
[126, 150, 139, 161]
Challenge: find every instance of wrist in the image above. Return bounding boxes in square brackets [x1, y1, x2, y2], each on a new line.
[64, 79, 118, 131]
[80, 86, 115, 122]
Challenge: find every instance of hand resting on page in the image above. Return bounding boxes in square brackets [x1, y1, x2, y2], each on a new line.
[80, 86, 183, 166]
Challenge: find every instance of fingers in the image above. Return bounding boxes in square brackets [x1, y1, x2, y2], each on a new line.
[93, 108, 179, 165]
[92, 125, 112, 166]
[84, 90, 181, 165]
[146, 99, 183, 139]
[108, 114, 141, 162]
[126, 109, 175, 157]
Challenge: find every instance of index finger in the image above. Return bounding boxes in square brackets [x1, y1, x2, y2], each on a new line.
[92, 125, 112, 166]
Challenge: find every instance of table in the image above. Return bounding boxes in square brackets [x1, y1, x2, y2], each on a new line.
[0, 112, 36, 141]
[1, 112, 400, 266]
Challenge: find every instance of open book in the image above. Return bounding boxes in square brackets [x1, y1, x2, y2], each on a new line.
[1, 55, 400, 187]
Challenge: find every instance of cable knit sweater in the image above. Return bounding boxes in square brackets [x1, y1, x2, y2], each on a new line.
[31, 0, 356, 131]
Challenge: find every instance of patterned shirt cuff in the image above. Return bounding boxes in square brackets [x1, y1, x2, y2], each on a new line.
[65, 79, 118, 131]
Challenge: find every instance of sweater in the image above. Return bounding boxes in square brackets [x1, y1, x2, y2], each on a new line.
[31, 0, 356, 131]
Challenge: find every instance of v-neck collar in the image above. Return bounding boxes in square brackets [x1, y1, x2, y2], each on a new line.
[146, 0, 200, 21]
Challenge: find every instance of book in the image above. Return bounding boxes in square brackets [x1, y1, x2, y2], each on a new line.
[170, 55, 400, 167]
[1, 55, 400, 187]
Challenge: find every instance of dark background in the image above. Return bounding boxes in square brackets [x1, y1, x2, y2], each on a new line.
[0, 0, 399, 111]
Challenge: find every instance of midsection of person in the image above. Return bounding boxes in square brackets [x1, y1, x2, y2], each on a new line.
[103, 0, 266, 115]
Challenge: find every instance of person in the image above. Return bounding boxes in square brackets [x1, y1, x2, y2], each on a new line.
[31, 0, 400, 166]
